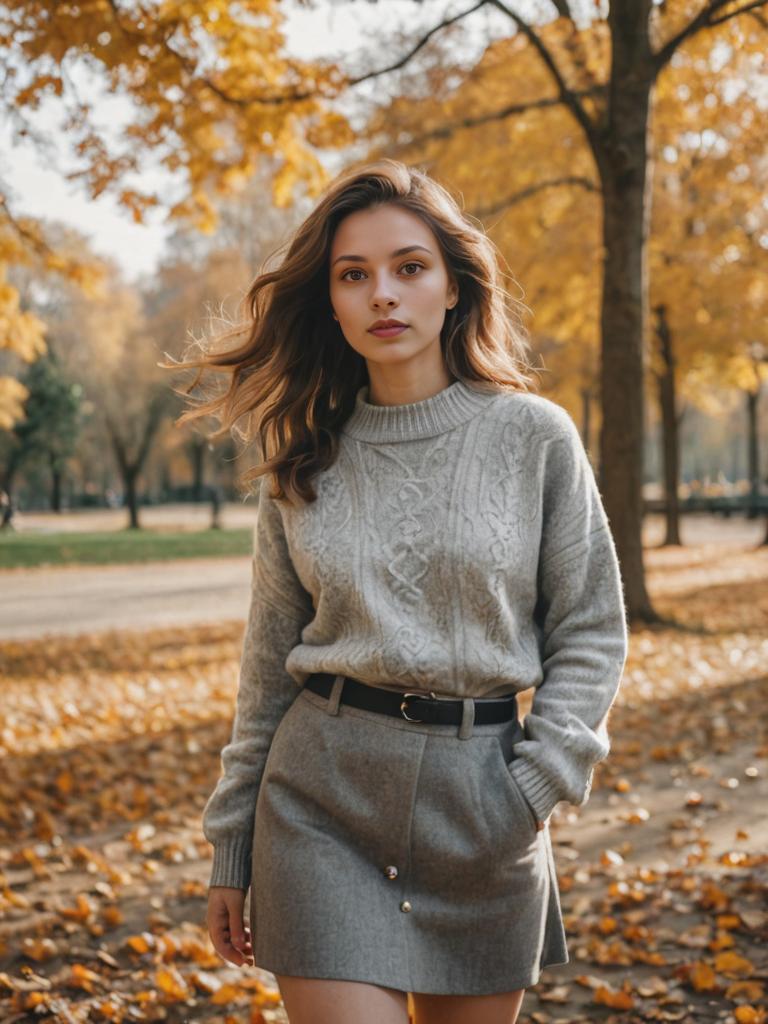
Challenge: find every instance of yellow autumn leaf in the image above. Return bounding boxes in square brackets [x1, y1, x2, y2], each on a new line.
[714, 951, 754, 977]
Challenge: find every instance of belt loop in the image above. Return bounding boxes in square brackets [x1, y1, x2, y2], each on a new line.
[325, 674, 346, 716]
[458, 697, 475, 740]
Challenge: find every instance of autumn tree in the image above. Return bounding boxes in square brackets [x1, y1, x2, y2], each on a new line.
[4, 0, 767, 619]
[1, 351, 82, 509]
[645, 29, 768, 546]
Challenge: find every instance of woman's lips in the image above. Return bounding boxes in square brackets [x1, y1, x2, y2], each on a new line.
[370, 325, 409, 338]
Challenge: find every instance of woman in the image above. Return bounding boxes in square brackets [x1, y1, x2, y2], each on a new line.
[171, 159, 628, 1024]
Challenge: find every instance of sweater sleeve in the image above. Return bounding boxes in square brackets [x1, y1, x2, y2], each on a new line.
[508, 406, 629, 824]
[202, 478, 314, 890]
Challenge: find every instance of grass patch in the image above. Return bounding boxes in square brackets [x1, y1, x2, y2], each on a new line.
[0, 528, 253, 569]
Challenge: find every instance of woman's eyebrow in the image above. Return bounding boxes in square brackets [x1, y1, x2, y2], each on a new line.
[332, 245, 432, 267]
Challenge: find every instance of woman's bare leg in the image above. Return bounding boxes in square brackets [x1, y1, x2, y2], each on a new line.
[274, 975, 410, 1024]
[411, 988, 526, 1024]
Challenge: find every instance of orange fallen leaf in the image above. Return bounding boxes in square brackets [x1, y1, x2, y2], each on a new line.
[59, 893, 93, 921]
[714, 951, 753, 977]
[720, 850, 752, 866]
[734, 1008, 767, 1024]
[726, 981, 765, 1001]
[156, 966, 190, 1001]
[125, 933, 155, 954]
[709, 929, 736, 951]
[21, 938, 57, 962]
[211, 983, 248, 1005]
[68, 963, 102, 992]
[621, 807, 650, 824]
[55, 771, 73, 795]
[102, 905, 124, 927]
[689, 961, 718, 991]
[593, 985, 634, 1009]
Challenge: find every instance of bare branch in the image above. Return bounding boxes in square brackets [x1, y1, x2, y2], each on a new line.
[471, 175, 599, 220]
[653, 0, 768, 74]
[340, 0, 491, 91]
[487, 0, 600, 159]
[107, 0, 491, 107]
[0, 194, 56, 260]
[380, 84, 605, 151]
[550, 0, 574, 19]
[708, 0, 768, 24]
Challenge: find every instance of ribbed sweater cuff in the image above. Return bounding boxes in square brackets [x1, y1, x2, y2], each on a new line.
[509, 758, 565, 824]
[208, 835, 252, 891]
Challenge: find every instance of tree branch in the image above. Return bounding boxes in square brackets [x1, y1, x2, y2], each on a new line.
[708, 0, 768, 24]
[338, 0, 491, 92]
[653, 0, 768, 74]
[471, 175, 599, 220]
[107, 0, 491, 107]
[550, 0, 574, 19]
[486, 0, 600, 159]
[380, 84, 605, 151]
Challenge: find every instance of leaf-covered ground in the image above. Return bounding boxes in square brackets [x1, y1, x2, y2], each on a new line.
[1, 540, 766, 1023]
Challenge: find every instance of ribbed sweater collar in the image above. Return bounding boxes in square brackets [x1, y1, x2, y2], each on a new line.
[341, 378, 500, 443]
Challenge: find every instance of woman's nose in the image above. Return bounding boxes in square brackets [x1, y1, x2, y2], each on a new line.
[369, 274, 399, 308]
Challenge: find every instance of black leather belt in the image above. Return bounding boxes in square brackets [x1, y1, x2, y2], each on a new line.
[304, 673, 518, 725]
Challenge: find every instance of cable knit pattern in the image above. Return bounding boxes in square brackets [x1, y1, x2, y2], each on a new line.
[202, 379, 629, 889]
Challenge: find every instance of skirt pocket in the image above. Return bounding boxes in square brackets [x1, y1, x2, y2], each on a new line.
[491, 734, 540, 841]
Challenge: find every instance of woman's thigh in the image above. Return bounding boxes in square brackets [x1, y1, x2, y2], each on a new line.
[274, 974, 409, 1024]
[411, 988, 526, 1024]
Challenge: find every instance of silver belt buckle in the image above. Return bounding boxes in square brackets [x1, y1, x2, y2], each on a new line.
[400, 690, 439, 722]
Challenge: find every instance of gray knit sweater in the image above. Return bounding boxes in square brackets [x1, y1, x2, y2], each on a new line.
[203, 379, 629, 890]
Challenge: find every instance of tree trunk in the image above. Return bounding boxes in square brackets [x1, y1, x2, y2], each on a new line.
[746, 389, 759, 520]
[654, 304, 681, 546]
[596, 14, 658, 622]
[1, 454, 21, 503]
[50, 455, 63, 513]
[191, 439, 206, 502]
[124, 468, 140, 529]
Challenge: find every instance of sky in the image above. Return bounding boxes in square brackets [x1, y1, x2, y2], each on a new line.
[4, 0, 507, 282]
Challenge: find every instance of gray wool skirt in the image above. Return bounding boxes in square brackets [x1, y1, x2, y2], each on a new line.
[249, 677, 569, 996]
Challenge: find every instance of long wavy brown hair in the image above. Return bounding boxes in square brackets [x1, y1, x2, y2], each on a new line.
[164, 158, 540, 506]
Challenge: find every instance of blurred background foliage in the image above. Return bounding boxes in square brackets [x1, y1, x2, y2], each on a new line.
[0, 0, 766, 621]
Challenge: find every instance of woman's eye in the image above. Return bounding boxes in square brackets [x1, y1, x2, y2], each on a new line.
[340, 262, 424, 282]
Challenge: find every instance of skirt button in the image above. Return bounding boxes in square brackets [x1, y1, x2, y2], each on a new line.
[400, 900, 412, 913]
[384, 865, 399, 880]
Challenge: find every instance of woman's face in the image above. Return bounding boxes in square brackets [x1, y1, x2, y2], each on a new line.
[328, 203, 458, 374]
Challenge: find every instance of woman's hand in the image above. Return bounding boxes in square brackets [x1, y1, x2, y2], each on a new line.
[207, 885, 254, 967]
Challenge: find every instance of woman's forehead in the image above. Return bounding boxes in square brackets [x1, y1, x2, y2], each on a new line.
[331, 205, 436, 257]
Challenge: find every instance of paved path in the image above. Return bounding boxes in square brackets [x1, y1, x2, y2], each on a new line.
[0, 558, 252, 640]
[1, 513, 764, 641]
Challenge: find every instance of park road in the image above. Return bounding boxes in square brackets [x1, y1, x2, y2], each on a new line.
[0, 558, 252, 640]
